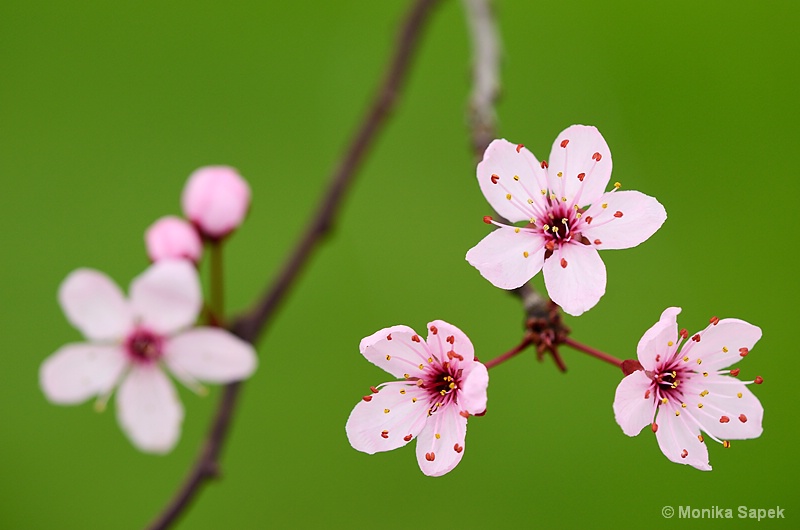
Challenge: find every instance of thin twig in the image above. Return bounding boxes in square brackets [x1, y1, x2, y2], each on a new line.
[146, 1, 442, 528]
[563, 337, 624, 369]
[484, 334, 533, 370]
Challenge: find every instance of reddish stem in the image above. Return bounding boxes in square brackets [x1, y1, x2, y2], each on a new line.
[484, 335, 534, 370]
[563, 337, 623, 368]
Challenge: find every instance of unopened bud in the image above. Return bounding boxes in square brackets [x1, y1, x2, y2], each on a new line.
[181, 166, 251, 239]
[145, 216, 202, 264]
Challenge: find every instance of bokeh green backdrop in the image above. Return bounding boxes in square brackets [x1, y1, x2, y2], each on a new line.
[2, 1, 798, 528]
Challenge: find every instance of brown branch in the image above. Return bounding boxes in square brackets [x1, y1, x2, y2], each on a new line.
[146, 0, 442, 528]
[462, 0, 568, 371]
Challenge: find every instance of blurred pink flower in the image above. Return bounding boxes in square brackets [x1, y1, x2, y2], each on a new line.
[145, 216, 202, 264]
[181, 166, 251, 239]
[466, 125, 666, 316]
[613, 307, 764, 470]
[40, 260, 257, 453]
[346, 320, 488, 477]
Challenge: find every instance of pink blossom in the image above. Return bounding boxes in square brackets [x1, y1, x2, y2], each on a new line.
[40, 260, 257, 453]
[613, 307, 764, 470]
[466, 125, 666, 316]
[145, 216, 203, 264]
[181, 166, 251, 239]
[346, 320, 488, 476]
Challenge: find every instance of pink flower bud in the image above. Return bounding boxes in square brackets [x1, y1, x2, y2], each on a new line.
[181, 166, 251, 239]
[145, 216, 203, 264]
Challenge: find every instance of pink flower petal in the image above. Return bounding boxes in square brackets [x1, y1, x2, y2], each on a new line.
[181, 166, 251, 239]
[415, 405, 467, 476]
[129, 260, 201, 335]
[547, 125, 612, 206]
[359, 325, 432, 380]
[582, 191, 666, 250]
[542, 244, 606, 316]
[681, 319, 762, 372]
[458, 362, 488, 416]
[636, 307, 681, 371]
[40, 343, 127, 404]
[345, 382, 428, 454]
[425, 320, 475, 363]
[116, 365, 184, 453]
[692, 377, 763, 441]
[163, 328, 257, 383]
[58, 269, 133, 342]
[466, 227, 546, 290]
[613, 370, 654, 436]
[145, 216, 203, 264]
[476, 139, 549, 223]
[655, 401, 711, 471]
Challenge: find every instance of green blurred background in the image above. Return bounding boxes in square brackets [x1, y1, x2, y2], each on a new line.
[2, 0, 797, 528]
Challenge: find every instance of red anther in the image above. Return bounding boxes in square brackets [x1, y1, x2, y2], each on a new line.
[545, 241, 555, 251]
[430, 325, 438, 334]
[411, 335, 420, 343]
[446, 335, 455, 344]
[613, 211, 623, 218]
[386, 334, 392, 341]
[720, 416, 730, 423]
[370, 386, 379, 394]
[403, 434, 413, 442]
[644, 390, 651, 399]
[739, 347, 749, 357]
[730, 368, 740, 377]
[490, 174, 499, 184]
[560, 258, 568, 268]
[425, 452, 436, 462]
[454, 444, 464, 453]
[577, 172, 585, 182]
[592, 152, 602, 161]
[516, 144, 524, 153]
[655, 355, 661, 362]
[739, 414, 748, 423]
[651, 423, 658, 433]
[541, 160, 548, 169]
[459, 411, 470, 418]
[585, 216, 593, 224]
[680, 329, 689, 339]
[381, 430, 389, 439]
[710, 316, 720, 325]
[362, 395, 373, 402]
[681, 449, 688, 459]
[560, 139, 569, 148]
[447, 351, 463, 361]
[483, 215, 493, 224]
[754, 376, 763, 384]
[594, 239, 602, 245]
[692, 334, 701, 342]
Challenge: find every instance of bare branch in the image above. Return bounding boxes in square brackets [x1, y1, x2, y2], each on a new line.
[146, 1, 442, 528]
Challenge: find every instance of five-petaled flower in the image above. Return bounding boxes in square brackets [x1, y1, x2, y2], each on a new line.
[346, 320, 488, 476]
[466, 125, 666, 316]
[40, 260, 258, 453]
[613, 307, 764, 470]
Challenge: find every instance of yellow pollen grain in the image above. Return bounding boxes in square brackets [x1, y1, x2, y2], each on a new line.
[602, 203, 608, 209]
[400, 389, 406, 394]
[541, 189, 547, 195]
[543, 224, 549, 231]
[449, 382, 456, 389]
[418, 364, 424, 370]
[737, 392, 742, 398]
[384, 409, 390, 414]
[661, 398, 668, 404]
[404, 373, 410, 379]
[386, 355, 391, 361]
[523, 251, 529, 258]
[428, 357, 433, 363]
[435, 433, 441, 439]
[697, 359, 702, 365]
[675, 411, 681, 417]
[614, 182, 621, 189]
[668, 341, 674, 346]
[703, 372, 709, 377]
[552, 226, 559, 233]
[698, 403, 704, 409]
[681, 403, 687, 408]
[514, 175, 520, 181]
[562, 197, 567, 202]
[506, 193, 512, 200]
[515, 228, 520, 233]
[557, 172, 563, 177]
[412, 398, 417, 403]
[722, 347, 729, 353]
[529, 217, 536, 224]
[683, 356, 689, 362]
[440, 390, 447, 396]
[527, 199, 534, 204]
[576, 213, 582, 218]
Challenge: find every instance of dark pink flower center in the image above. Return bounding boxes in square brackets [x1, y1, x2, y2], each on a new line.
[124, 328, 164, 364]
[421, 361, 463, 413]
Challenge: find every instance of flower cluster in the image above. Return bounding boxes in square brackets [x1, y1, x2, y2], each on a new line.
[41, 167, 256, 453]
